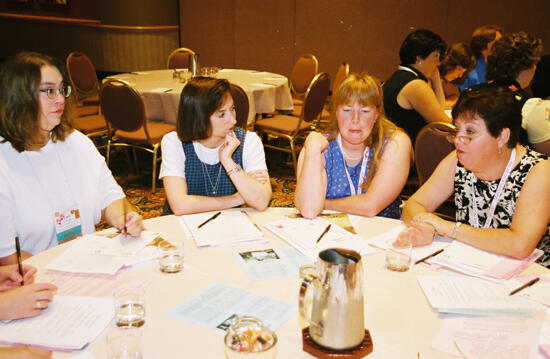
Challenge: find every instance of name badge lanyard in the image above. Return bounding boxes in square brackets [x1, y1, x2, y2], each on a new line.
[470, 148, 516, 228]
[336, 134, 370, 196]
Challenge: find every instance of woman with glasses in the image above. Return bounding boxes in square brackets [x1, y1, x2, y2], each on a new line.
[401, 84, 550, 267]
[0, 52, 142, 264]
[295, 73, 411, 219]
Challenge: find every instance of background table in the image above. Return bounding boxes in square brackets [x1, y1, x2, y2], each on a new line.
[25, 208, 548, 358]
[107, 69, 294, 127]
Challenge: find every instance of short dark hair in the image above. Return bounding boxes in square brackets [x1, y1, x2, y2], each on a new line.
[470, 25, 504, 59]
[439, 43, 476, 78]
[452, 83, 521, 148]
[0, 52, 74, 152]
[532, 54, 550, 99]
[399, 29, 447, 65]
[176, 77, 231, 142]
[486, 31, 543, 83]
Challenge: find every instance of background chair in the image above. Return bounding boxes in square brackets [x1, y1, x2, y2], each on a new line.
[66, 52, 100, 117]
[289, 54, 319, 106]
[316, 61, 350, 125]
[167, 47, 196, 70]
[255, 72, 330, 173]
[100, 79, 175, 193]
[229, 83, 249, 129]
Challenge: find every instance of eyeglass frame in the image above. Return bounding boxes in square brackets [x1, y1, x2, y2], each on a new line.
[445, 127, 484, 145]
[38, 85, 72, 100]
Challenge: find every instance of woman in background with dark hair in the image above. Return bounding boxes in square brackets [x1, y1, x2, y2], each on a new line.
[160, 77, 271, 215]
[383, 29, 451, 142]
[437, 43, 476, 108]
[401, 84, 550, 267]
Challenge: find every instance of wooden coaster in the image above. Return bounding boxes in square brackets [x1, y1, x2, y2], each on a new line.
[302, 328, 373, 358]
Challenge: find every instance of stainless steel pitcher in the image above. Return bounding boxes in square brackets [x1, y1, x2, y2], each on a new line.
[190, 53, 200, 77]
[299, 248, 365, 350]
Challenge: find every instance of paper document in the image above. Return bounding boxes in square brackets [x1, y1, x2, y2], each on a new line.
[287, 211, 358, 234]
[428, 240, 543, 280]
[432, 310, 545, 359]
[235, 246, 312, 281]
[168, 283, 296, 331]
[263, 217, 376, 261]
[179, 210, 265, 248]
[0, 296, 113, 350]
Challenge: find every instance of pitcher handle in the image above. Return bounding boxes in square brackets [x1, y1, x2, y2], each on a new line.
[298, 272, 321, 332]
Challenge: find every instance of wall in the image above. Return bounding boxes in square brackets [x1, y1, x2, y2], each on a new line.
[179, 0, 550, 83]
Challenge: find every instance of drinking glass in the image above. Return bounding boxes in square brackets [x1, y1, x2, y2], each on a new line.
[107, 327, 143, 359]
[385, 237, 412, 272]
[159, 240, 184, 273]
[113, 288, 146, 328]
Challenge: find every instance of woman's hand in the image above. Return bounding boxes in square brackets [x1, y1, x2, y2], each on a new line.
[414, 212, 454, 238]
[400, 213, 437, 246]
[303, 132, 329, 154]
[219, 131, 241, 164]
[248, 170, 270, 184]
[0, 346, 52, 358]
[117, 212, 142, 238]
[0, 282, 57, 321]
[0, 264, 36, 291]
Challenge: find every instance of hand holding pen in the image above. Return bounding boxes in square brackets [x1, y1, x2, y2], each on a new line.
[0, 263, 36, 291]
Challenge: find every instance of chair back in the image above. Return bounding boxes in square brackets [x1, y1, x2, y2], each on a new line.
[332, 62, 350, 94]
[290, 54, 319, 96]
[167, 47, 196, 70]
[229, 83, 249, 129]
[415, 122, 456, 184]
[302, 72, 331, 124]
[66, 52, 99, 97]
[100, 79, 147, 136]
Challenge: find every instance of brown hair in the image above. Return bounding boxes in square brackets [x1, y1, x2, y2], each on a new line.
[439, 43, 476, 78]
[0, 52, 74, 152]
[176, 77, 231, 142]
[470, 25, 504, 59]
[328, 72, 402, 188]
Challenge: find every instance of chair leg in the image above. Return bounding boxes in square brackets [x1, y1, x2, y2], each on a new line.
[289, 139, 297, 174]
[106, 139, 112, 165]
[152, 145, 159, 194]
[132, 148, 139, 175]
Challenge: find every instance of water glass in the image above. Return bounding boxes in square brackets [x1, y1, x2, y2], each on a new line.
[107, 327, 143, 359]
[113, 288, 146, 328]
[385, 237, 412, 272]
[159, 240, 184, 273]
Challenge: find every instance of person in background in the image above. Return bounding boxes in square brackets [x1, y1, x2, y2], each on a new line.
[160, 77, 271, 215]
[0, 52, 142, 265]
[437, 43, 476, 108]
[458, 25, 504, 91]
[400, 84, 550, 268]
[0, 264, 57, 358]
[295, 73, 411, 219]
[383, 29, 451, 142]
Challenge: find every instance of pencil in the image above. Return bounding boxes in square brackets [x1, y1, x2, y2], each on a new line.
[315, 224, 331, 243]
[509, 277, 540, 296]
[197, 211, 221, 229]
[122, 204, 127, 236]
[15, 236, 24, 286]
[241, 211, 261, 231]
[414, 248, 444, 265]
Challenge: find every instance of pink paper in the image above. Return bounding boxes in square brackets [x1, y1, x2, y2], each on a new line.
[541, 344, 550, 359]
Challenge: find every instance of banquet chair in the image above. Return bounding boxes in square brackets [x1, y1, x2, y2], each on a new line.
[66, 52, 100, 117]
[310, 61, 350, 125]
[230, 83, 249, 129]
[255, 72, 330, 173]
[290, 54, 319, 106]
[100, 79, 176, 193]
[167, 47, 197, 70]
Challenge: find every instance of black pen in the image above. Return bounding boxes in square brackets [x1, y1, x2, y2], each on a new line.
[509, 277, 540, 296]
[122, 204, 128, 236]
[197, 211, 221, 229]
[15, 236, 24, 286]
[315, 224, 331, 244]
[414, 248, 444, 265]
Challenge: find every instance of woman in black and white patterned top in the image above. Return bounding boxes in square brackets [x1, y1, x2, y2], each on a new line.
[401, 83, 550, 267]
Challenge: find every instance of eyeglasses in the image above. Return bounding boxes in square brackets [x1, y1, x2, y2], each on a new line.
[446, 130, 482, 145]
[39, 85, 72, 100]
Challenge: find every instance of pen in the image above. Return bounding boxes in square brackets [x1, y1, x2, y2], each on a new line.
[509, 277, 540, 296]
[241, 211, 261, 231]
[315, 224, 331, 243]
[414, 248, 444, 265]
[15, 236, 24, 286]
[122, 204, 127, 236]
[197, 211, 221, 229]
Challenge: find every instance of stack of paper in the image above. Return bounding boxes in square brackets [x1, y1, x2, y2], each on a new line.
[0, 296, 113, 350]
[427, 241, 543, 280]
[179, 211, 265, 248]
[263, 217, 376, 261]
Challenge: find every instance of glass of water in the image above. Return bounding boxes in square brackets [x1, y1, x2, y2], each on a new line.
[113, 288, 146, 328]
[159, 240, 184, 273]
[107, 327, 143, 359]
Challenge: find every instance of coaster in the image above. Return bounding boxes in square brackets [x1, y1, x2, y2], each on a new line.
[302, 327, 373, 358]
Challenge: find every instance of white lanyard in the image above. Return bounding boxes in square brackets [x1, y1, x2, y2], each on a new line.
[336, 134, 370, 196]
[470, 148, 516, 228]
[398, 65, 420, 77]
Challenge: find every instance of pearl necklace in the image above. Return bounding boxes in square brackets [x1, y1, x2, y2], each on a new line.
[341, 149, 363, 161]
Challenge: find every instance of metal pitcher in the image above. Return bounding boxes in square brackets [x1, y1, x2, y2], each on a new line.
[299, 248, 365, 350]
[190, 53, 200, 77]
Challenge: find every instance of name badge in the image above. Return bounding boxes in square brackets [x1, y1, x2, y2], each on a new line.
[54, 207, 82, 243]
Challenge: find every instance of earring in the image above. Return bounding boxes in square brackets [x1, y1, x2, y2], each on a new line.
[498, 147, 502, 155]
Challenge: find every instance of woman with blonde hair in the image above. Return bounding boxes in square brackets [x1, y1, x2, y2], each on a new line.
[295, 72, 411, 219]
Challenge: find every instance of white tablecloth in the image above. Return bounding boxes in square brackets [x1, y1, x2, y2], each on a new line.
[106, 69, 294, 127]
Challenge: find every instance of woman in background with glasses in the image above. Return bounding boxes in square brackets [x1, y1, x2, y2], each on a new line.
[401, 84, 550, 267]
[0, 52, 142, 265]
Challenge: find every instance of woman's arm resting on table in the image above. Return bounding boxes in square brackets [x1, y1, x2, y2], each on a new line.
[399, 79, 451, 123]
[0, 282, 57, 321]
[294, 132, 329, 219]
[102, 198, 142, 237]
[325, 130, 412, 217]
[222, 165, 272, 211]
[163, 176, 245, 215]
[429, 68, 446, 108]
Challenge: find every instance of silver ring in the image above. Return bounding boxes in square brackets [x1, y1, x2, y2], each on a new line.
[34, 301, 44, 309]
